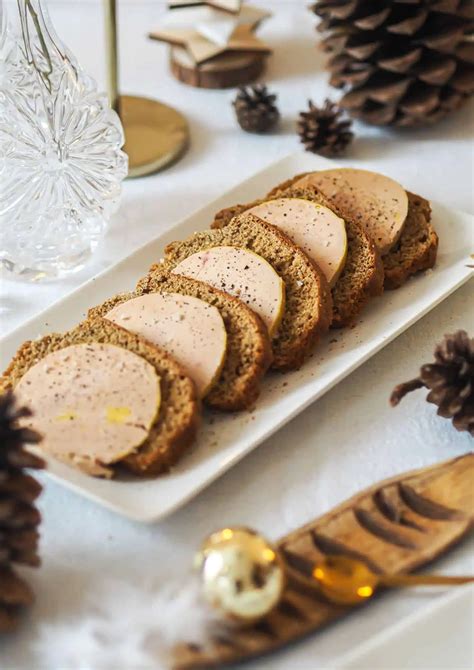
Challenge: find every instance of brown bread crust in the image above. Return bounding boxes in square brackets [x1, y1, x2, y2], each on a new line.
[164, 216, 333, 370]
[267, 173, 308, 198]
[212, 183, 384, 328]
[383, 192, 438, 289]
[90, 271, 273, 412]
[331, 214, 384, 328]
[0, 319, 200, 477]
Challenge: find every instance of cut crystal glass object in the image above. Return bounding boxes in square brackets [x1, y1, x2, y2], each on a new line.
[0, 0, 128, 280]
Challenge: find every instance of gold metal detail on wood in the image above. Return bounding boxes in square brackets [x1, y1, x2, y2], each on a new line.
[174, 454, 474, 669]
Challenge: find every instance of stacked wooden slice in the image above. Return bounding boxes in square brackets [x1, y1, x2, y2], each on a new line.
[170, 48, 267, 89]
[0, 168, 438, 478]
[149, 3, 272, 89]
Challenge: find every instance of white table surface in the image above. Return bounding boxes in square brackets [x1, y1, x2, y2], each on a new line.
[1, 1, 473, 668]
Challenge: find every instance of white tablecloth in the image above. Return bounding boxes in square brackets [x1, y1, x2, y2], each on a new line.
[1, 2, 473, 668]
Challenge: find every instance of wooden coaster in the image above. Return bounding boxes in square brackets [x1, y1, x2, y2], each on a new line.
[170, 46, 267, 88]
[174, 453, 474, 669]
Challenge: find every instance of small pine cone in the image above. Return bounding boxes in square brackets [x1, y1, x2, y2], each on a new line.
[391, 331, 474, 436]
[233, 84, 280, 133]
[297, 99, 353, 157]
[0, 392, 43, 632]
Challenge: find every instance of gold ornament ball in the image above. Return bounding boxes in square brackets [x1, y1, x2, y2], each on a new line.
[195, 527, 285, 622]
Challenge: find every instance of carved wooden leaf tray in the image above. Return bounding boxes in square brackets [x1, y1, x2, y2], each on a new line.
[174, 454, 474, 669]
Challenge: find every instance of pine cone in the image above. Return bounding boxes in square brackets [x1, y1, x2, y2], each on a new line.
[311, 0, 474, 127]
[297, 99, 353, 156]
[0, 392, 43, 632]
[233, 85, 280, 133]
[391, 330, 474, 436]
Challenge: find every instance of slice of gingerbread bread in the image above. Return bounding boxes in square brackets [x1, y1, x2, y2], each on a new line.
[212, 185, 384, 328]
[163, 215, 333, 371]
[266, 172, 438, 289]
[383, 193, 437, 289]
[90, 271, 273, 412]
[0, 318, 200, 477]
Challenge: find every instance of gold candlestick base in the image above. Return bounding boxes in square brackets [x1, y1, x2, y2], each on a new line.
[119, 95, 190, 178]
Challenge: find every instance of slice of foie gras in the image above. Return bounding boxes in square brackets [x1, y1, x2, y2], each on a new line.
[295, 168, 409, 255]
[171, 245, 285, 337]
[106, 292, 227, 397]
[14, 343, 161, 477]
[247, 197, 347, 287]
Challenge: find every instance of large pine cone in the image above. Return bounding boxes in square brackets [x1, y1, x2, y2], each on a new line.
[0, 392, 43, 632]
[311, 0, 474, 127]
[391, 331, 474, 436]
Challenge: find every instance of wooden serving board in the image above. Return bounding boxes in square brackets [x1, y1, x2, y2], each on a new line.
[174, 454, 474, 669]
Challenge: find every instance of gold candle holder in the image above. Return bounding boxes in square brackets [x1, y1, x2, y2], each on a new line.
[104, 0, 189, 177]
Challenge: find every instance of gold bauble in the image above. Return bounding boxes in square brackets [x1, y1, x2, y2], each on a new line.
[195, 527, 285, 622]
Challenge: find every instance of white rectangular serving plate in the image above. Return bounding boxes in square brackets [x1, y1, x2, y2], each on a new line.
[1, 153, 473, 523]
